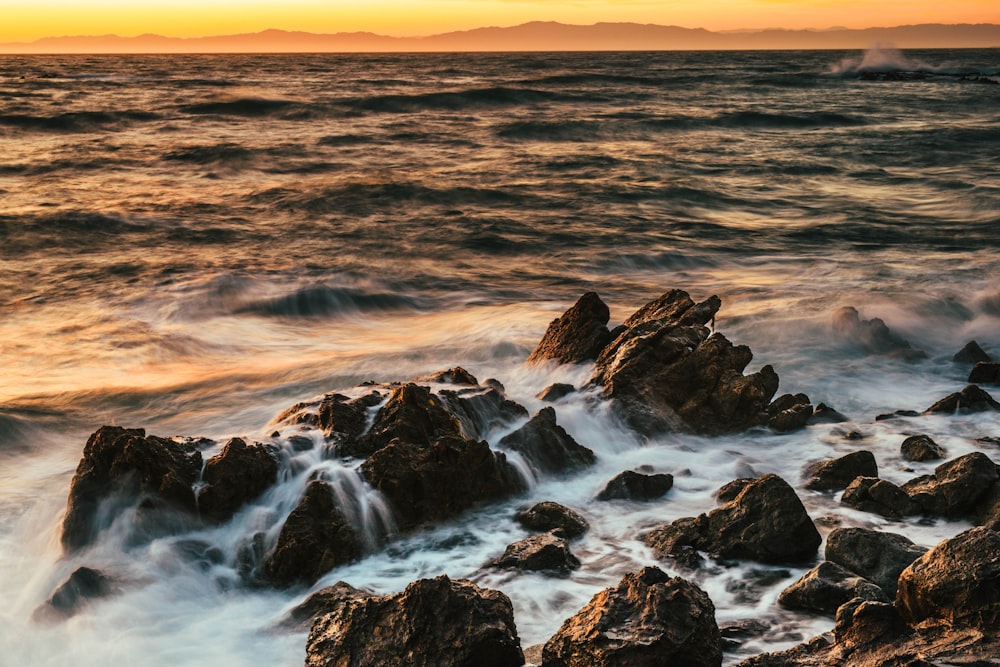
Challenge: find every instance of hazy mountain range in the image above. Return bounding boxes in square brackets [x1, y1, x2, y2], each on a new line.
[2, 21, 999, 54]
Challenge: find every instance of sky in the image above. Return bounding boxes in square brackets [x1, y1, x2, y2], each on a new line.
[3, 0, 1000, 42]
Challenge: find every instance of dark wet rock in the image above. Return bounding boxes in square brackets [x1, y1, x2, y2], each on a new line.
[498, 407, 596, 475]
[527, 291, 612, 365]
[825, 527, 925, 597]
[834, 598, 909, 648]
[901, 452, 999, 518]
[720, 619, 770, 646]
[777, 561, 889, 615]
[318, 392, 383, 441]
[969, 361, 1000, 384]
[841, 476, 919, 519]
[514, 501, 589, 538]
[832, 306, 925, 360]
[361, 435, 524, 531]
[645, 474, 821, 565]
[768, 393, 813, 432]
[537, 383, 576, 402]
[491, 532, 580, 573]
[277, 581, 372, 631]
[899, 434, 946, 462]
[809, 403, 849, 424]
[350, 383, 462, 458]
[541, 566, 722, 667]
[803, 450, 877, 491]
[306, 575, 523, 667]
[414, 367, 479, 385]
[438, 385, 529, 440]
[925, 384, 1000, 414]
[263, 480, 361, 587]
[197, 437, 278, 522]
[62, 426, 203, 552]
[596, 470, 673, 501]
[974, 482, 1000, 529]
[716, 478, 754, 503]
[954, 340, 991, 364]
[33, 567, 115, 622]
[875, 409, 921, 421]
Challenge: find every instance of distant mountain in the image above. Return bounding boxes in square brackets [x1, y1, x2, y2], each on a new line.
[1, 21, 999, 54]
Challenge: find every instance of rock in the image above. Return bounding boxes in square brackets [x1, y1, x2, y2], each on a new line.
[809, 403, 850, 424]
[969, 361, 1000, 384]
[491, 532, 581, 573]
[318, 392, 383, 441]
[33, 567, 115, 622]
[277, 581, 372, 631]
[777, 561, 889, 615]
[645, 474, 821, 565]
[899, 435, 946, 462]
[350, 383, 463, 458]
[803, 450, 877, 491]
[901, 452, 999, 518]
[925, 384, 1000, 414]
[875, 409, 921, 421]
[263, 480, 361, 587]
[537, 383, 576, 402]
[841, 477, 919, 519]
[197, 438, 278, 522]
[595, 470, 673, 501]
[514, 501, 589, 538]
[527, 292, 612, 365]
[832, 306, 925, 359]
[62, 426, 203, 552]
[825, 527, 925, 597]
[896, 526, 1000, 631]
[954, 340, 991, 364]
[306, 575, 523, 667]
[498, 407, 596, 475]
[438, 385, 529, 440]
[834, 598, 909, 648]
[361, 436, 524, 531]
[414, 367, 479, 385]
[715, 478, 754, 503]
[768, 393, 813, 432]
[541, 566, 722, 667]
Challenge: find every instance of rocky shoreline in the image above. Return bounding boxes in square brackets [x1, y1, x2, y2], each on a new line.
[43, 289, 1000, 666]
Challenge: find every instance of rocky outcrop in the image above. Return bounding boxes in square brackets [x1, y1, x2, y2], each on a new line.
[498, 407, 596, 475]
[901, 452, 999, 518]
[840, 476, 918, 519]
[439, 385, 529, 441]
[527, 291, 612, 365]
[541, 567, 722, 667]
[32, 567, 115, 622]
[825, 527, 925, 597]
[809, 403, 849, 424]
[306, 575, 523, 667]
[777, 561, 888, 615]
[768, 393, 813, 432]
[414, 367, 480, 385]
[514, 501, 589, 538]
[537, 383, 576, 402]
[350, 383, 463, 458]
[831, 306, 924, 360]
[803, 451, 877, 491]
[969, 361, 1000, 384]
[899, 434, 945, 462]
[645, 474, 820, 565]
[277, 581, 372, 631]
[317, 392, 383, 441]
[197, 437, 278, 522]
[491, 532, 580, 573]
[954, 340, 991, 364]
[596, 470, 673, 501]
[925, 384, 1000, 414]
[62, 426, 203, 552]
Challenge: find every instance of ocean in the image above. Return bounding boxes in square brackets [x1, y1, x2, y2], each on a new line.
[1, 47, 999, 665]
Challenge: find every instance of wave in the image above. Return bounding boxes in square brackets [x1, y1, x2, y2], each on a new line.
[715, 110, 867, 129]
[235, 285, 422, 318]
[0, 110, 159, 133]
[179, 97, 304, 117]
[829, 44, 998, 82]
[346, 86, 589, 114]
[163, 143, 255, 165]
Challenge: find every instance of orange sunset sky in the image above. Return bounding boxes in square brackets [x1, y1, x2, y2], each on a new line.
[4, 0, 1000, 43]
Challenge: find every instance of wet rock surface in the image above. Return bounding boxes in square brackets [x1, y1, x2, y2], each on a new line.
[953, 340, 991, 364]
[768, 393, 813, 432]
[925, 384, 1000, 414]
[350, 383, 463, 458]
[824, 527, 925, 597]
[498, 407, 596, 475]
[527, 291, 612, 365]
[596, 469, 674, 501]
[198, 437, 278, 522]
[278, 581, 372, 631]
[514, 501, 589, 538]
[901, 452, 999, 518]
[899, 434, 946, 462]
[803, 450, 877, 491]
[491, 532, 581, 573]
[969, 361, 1000, 384]
[831, 306, 925, 359]
[33, 567, 115, 622]
[840, 476, 918, 519]
[777, 561, 889, 615]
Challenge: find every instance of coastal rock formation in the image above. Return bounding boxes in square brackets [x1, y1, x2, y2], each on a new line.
[596, 470, 673, 501]
[901, 452, 999, 518]
[840, 476, 918, 519]
[831, 306, 924, 359]
[969, 361, 1000, 384]
[899, 434, 945, 462]
[803, 450, 877, 491]
[439, 384, 529, 440]
[305, 575, 523, 667]
[824, 527, 925, 597]
[953, 340, 991, 364]
[498, 407, 596, 474]
[33, 567, 116, 622]
[777, 561, 888, 615]
[277, 581, 372, 631]
[537, 383, 576, 402]
[197, 437, 278, 522]
[491, 532, 581, 573]
[925, 384, 1000, 414]
[541, 567, 722, 667]
[527, 291, 612, 365]
[351, 383, 463, 458]
[514, 501, 589, 538]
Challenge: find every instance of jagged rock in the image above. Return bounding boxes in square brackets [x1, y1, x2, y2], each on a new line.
[834, 598, 910, 648]
[514, 501, 589, 538]
[596, 470, 673, 501]
[954, 340, 991, 364]
[318, 392, 383, 441]
[498, 407, 595, 475]
[832, 306, 925, 360]
[62, 426, 203, 552]
[899, 435, 946, 462]
[278, 581, 372, 631]
[645, 474, 821, 565]
[841, 477, 919, 519]
[438, 385, 528, 440]
[263, 480, 361, 587]
[32, 567, 115, 622]
[361, 436, 524, 531]
[414, 367, 479, 385]
[306, 575, 523, 667]
[716, 478, 754, 503]
[197, 437, 278, 522]
[768, 393, 813, 432]
[809, 403, 849, 424]
[803, 451, 877, 491]
[537, 383, 576, 402]
[969, 361, 1000, 384]
[901, 452, 999, 518]
[925, 384, 1000, 414]
[875, 409, 921, 421]
[350, 383, 463, 458]
[541, 567, 722, 667]
[896, 526, 1000, 631]
[825, 527, 925, 597]
[491, 532, 580, 573]
[777, 561, 889, 615]
[527, 292, 612, 365]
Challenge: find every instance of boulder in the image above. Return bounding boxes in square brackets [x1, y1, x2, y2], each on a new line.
[645, 474, 821, 565]
[491, 532, 580, 573]
[306, 575, 523, 667]
[953, 340, 991, 364]
[350, 383, 462, 458]
[777, 561, 889, 615]
[537, 383, 576, 402]
[277, 581, 372, 631]
[541, 567, 722, 667]
[901, 452, 999, 518]
[263, 480, 361, 587]
[62, 426, 203, 552]
[527, 291, 612, 365]
[361, 436, 524, 531]
[803, 451, 877, 491]
[197, 437, 278, 522]
[414, 367, 479, 385]
[32, 567, 115, 622]
[768, 393, 813, 432]
[831, 306, 925, 360]
[840, 476, 919, 519]
[969, 361, 1000, 384]
[834, 598, 910, 648]
[596, 470, 673, 501]
[514, 501, 589, 538]
[899, 435, 946, 462]
[809, 403, 850, 424]
[825, 527, 925, 597]
[925, 384, 1000, 414]
[498, 407, 596, 475]
[318, 392, 383, 441]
